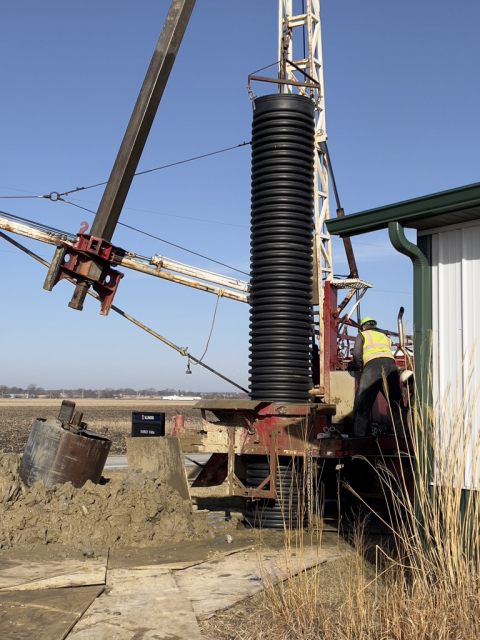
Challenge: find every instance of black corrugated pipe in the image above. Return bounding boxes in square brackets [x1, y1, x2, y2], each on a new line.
[245, 456, 306, 530]
[249, 94, 315, 403]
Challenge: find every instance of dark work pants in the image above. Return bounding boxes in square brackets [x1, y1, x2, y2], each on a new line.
[353, 357, 403, 437]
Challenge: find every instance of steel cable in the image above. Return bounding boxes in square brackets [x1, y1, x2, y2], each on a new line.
[51, 141, 251, 197]
[0, 142, 252, 275]
[0, 231, 248, 394]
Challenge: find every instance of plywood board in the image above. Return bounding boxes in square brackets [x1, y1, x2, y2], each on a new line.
[133, 545, 253, 570]
[0, 554, 107, 591]
[109, 538, 254, 572]
[68, 569, 204, 640]
[174, 542, 349, 618]
[0, 585, 104, 640]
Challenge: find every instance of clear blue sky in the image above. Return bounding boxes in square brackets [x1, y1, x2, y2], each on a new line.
[0, 1, 479, 392]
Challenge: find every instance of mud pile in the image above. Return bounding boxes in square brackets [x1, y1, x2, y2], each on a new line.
[0, 453, 210, 549]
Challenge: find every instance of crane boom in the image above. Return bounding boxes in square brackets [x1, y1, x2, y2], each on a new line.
[0, 212, 248, 304]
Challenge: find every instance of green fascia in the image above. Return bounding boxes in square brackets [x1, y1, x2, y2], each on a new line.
[326, 182, 480, 237]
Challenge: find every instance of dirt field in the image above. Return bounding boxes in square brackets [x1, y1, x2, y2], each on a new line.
[0, 398, 204, 455]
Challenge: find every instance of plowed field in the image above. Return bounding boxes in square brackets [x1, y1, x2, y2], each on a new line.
[0, 399, 203, 455]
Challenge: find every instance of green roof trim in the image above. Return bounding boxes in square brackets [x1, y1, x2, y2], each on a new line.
[326, 182, 480, 237]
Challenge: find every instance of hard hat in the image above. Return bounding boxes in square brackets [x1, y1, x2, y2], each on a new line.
[360, 317, 377, 327]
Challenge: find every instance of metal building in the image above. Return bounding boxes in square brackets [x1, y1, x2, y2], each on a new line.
[327, 182, 480, 490]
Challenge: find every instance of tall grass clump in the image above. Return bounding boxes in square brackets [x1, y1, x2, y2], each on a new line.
[204, 363, 480, 640]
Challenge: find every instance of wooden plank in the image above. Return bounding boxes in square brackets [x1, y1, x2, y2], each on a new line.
[0, 555, 108, 591]
[68, 569, 204, 639]
[132, 543, 253, 570]
[174, 542, 349, 619]
[108, 536, 255, 570]
[0, 585, 104, 640]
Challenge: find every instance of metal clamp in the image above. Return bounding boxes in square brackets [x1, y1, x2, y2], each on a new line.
[42, 191, 65, 202]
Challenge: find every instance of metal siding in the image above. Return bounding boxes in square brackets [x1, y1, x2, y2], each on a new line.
[433, 230, 463, 487]
[460, 225, 480, 488]
[432, 223, 480, 489]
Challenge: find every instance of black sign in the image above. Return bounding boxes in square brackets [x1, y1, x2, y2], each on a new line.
[131, 412, 165, 437]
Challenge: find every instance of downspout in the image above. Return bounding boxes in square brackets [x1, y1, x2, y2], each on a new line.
[388, 221, 433, 506]
[388, 222, 431, 388]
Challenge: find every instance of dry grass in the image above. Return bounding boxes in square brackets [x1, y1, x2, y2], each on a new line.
[202, 372, 480, 640]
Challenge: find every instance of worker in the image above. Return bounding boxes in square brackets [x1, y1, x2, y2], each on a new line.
[351, 317, 403, 437]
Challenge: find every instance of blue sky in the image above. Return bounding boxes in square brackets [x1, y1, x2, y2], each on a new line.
[0, 1, 479, 392]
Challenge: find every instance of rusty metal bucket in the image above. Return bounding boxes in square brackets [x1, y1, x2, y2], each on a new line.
[19, 401, 111, 489]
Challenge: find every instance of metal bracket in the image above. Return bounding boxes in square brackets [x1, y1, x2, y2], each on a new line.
[228, 429, 278, 500]
[57, 400, 86, 434]
[44, 234, 124, 315]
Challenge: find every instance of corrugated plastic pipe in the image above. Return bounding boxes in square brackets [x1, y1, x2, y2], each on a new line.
[249, 94, 315, 403]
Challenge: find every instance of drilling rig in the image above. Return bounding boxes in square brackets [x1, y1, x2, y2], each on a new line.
[175, 1, 411, 528]
[0, 1, 412, 525]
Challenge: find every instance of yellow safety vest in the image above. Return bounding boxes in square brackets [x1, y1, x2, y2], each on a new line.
[361, 330, 393, 365]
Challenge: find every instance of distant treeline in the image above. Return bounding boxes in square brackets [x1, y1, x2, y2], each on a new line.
[0, 385, 248, 399]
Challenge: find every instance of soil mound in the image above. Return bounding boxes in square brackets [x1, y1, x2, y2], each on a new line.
[0, 452, 210, 549]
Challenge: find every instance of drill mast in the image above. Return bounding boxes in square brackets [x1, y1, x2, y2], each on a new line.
[278, 1, 368, 396]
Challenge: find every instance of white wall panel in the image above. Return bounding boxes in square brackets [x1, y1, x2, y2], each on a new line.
[431, 223, 480, 489]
